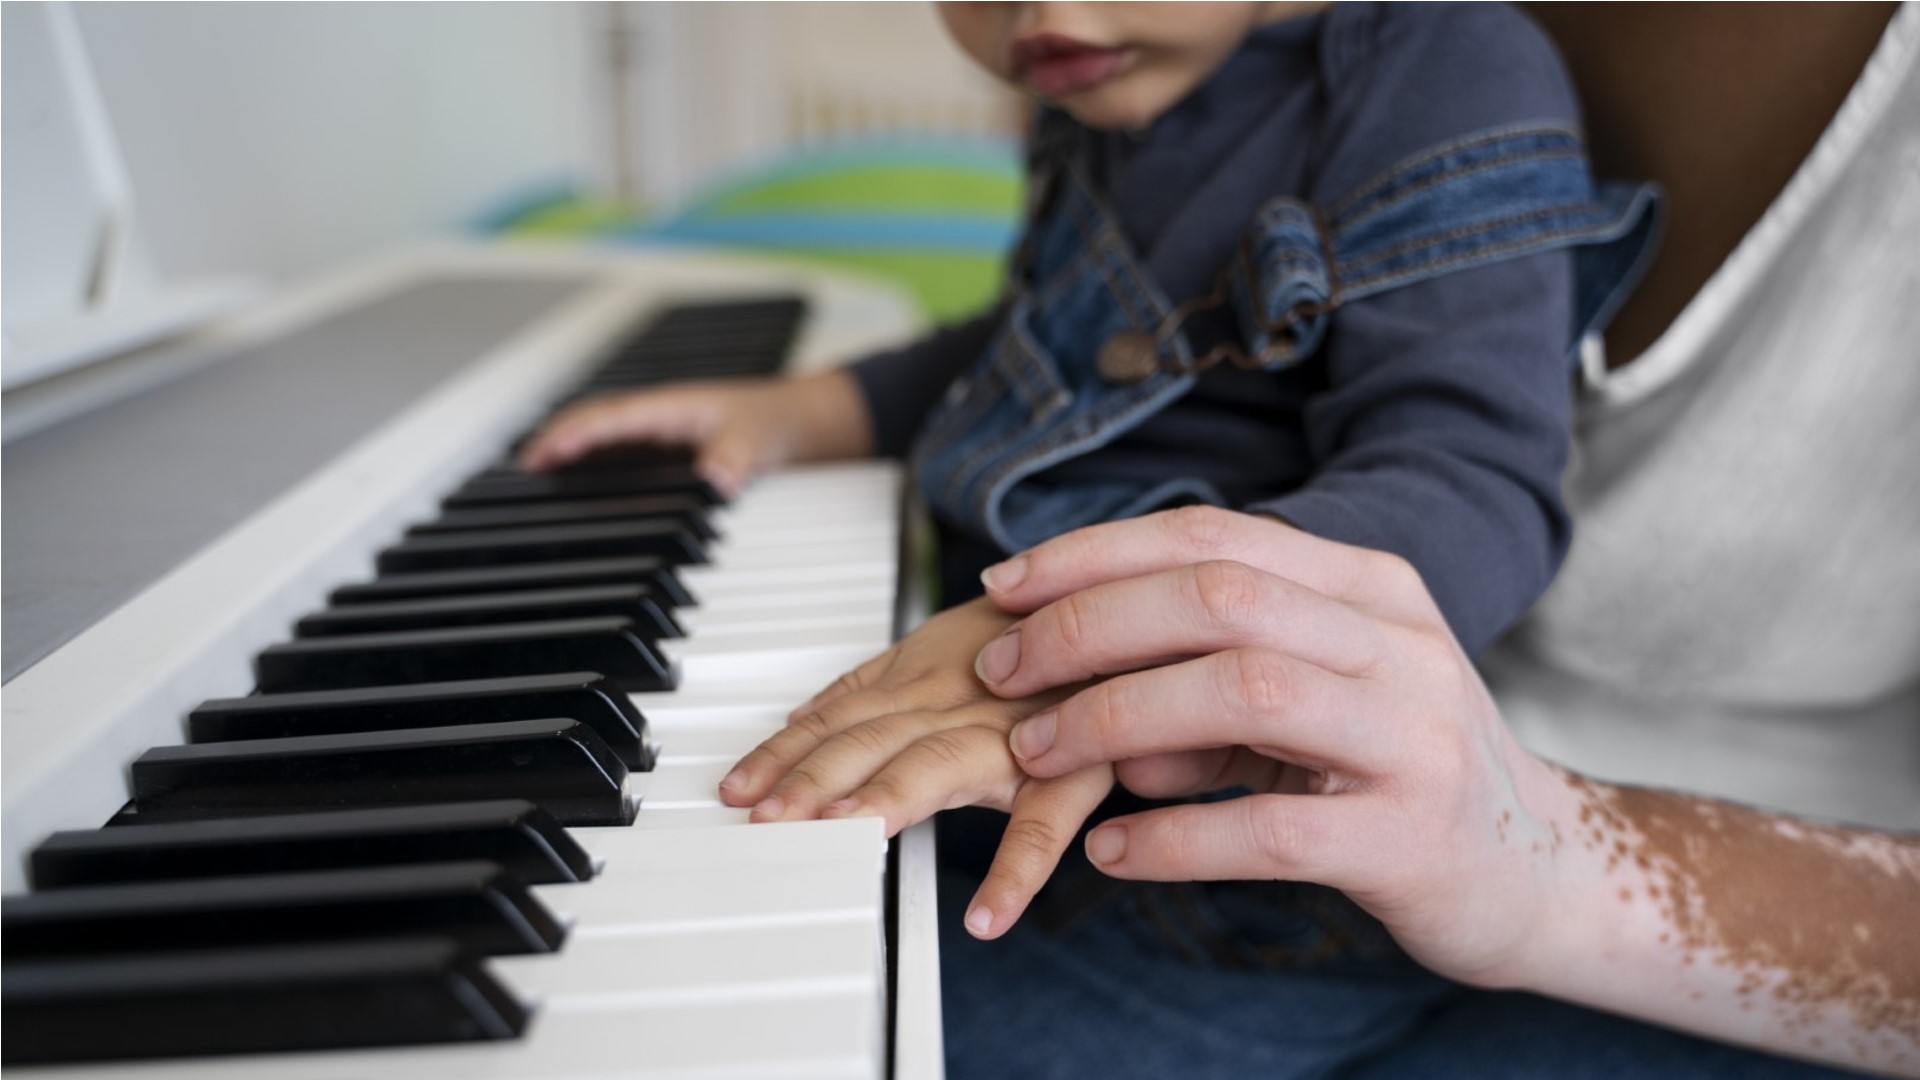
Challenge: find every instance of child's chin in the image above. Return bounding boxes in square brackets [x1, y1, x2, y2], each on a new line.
[1052, 84, 1166, 133]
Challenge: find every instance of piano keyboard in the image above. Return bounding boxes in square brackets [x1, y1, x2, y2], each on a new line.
[1, 249, 944, 1079]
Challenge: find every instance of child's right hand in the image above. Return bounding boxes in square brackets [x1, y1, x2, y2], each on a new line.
[517, 369, 873, 497]
[717, 597, 1115, 940]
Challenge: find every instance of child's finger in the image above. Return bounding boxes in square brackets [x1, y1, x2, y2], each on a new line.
[719, 713, 859, 807]
[818, 725, 1013, 837]
[519, 399, 638, 470]
[722, 678, 918, 807]
[963, 766, 1114, 940]
[788, 649, 897, 722]
[750, 712, 946, 821]
[694, 423, 772, 499]
[519, 391, 712, 471]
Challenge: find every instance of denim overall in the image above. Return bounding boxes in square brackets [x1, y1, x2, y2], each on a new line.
[911, 121, 1663, 555]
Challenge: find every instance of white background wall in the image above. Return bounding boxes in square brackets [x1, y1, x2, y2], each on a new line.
[616, 3, 1016, 203]
[62, 1, 601, 284]
[3, 0, 1015, 309]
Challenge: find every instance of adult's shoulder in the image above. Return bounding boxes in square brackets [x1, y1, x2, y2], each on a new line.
[1310, 2, 1583, 202]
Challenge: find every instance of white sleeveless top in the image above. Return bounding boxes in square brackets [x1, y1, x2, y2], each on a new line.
[1486, 3, 1920, 830]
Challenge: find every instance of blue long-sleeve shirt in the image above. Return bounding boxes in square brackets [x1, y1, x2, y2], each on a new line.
[851, 2, 1584, 654]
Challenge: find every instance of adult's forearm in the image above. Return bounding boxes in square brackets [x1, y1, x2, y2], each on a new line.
[1517, 765, 1920, 1075]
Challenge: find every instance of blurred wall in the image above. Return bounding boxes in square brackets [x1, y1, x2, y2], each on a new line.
[63, 2, 599, 284]
[14, 2, 1015, 292]
[617, 3, 1020, 204]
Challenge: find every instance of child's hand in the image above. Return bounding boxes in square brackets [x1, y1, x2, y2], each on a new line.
[517, 369, 873, 497]
[717, 597, 1115, 939]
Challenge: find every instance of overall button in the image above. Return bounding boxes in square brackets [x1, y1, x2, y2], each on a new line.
[1096, 330, 1163, 385]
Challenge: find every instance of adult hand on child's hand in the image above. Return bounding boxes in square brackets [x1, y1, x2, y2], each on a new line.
[975, 507, 1578, 989]
[518, 370, 872, 497]
[718, 597, 1115, 940]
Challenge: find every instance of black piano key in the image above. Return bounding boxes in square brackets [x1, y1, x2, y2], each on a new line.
[651, 293, 803, 316]
[542, 443, 698, 471]
[409, 494, 716, 540]
[191, 671, 655, 770]
[444, 467, 722, 508]
[29, 800, 592, 889]
[296, 583, 682, 642]
[611, 331, 794, 356]
[0, 937, 526, 1064]
[254, 616, 676, 694]
[575, 361, 773, 388]
[330, 555, 694, 608]
[610, 326, 791, 349]
[376, 518, 707, 574]
[130, 718, 637, 826]
[3, 860, 564, 959]
[497, 435, 698, 469]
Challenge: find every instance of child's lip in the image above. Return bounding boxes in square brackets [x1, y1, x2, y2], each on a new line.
[1010, 32, 1129, 97]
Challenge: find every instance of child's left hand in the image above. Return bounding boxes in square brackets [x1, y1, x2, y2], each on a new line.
[716, 597, 1114, 939]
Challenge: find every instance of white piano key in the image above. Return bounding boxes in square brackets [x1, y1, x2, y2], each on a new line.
[705, 520, 895, 553]
[668, 621, 891, 657]
[571, 816, 884, 872]
[718, 501, 896, 531]
[713, 503, 895, 532]
[628, 805, 752, 830]
[678, 601, 892, 638]
[735, 470, 896, 497]
[540, 818, 885, 932]
[713, 505, 894, 537]
[651, 726, 777, 758]
[736, 465, 900, 497]
[642, 703, 790, 735]
[678, 595, 893, 626]
[494, 920, 881, 1008]
[629, 757, 730, 808]
[630, 680, 826, 713]
[669, 639, 888, 687]
[478, 996, 879, 1080]
[682, 560, 896, 598]
[696, 541, 896, 574]
[541, 860, 880, 934]
[22, 995, 881, 1080]
[685, 583, 895, 617]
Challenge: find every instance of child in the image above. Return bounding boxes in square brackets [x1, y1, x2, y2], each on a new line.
[521, 1, 1658, 940]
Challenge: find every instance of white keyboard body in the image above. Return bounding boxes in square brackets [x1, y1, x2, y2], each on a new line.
[0, 243, 946, 1079]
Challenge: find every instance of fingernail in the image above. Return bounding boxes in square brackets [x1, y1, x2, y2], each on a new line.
[750, 796, 785, 821]
[822, 799, 860, 817]
[1087, 826, 1127, 866]
[975, 628, 1021, 685]
[980, 556, 1029, 593]
[964, 904, 995, 938]
[717, 769, 746, 794]
[1010, 711, 1056, 761]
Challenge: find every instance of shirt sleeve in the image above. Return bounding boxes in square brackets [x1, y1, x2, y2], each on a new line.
[847, 301, 1005, 460]
[1245, 253, 1575, 655]
[1244, 3, 1586, 654]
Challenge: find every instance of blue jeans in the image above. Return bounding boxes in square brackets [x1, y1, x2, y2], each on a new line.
[937, 854, 1868, 1079]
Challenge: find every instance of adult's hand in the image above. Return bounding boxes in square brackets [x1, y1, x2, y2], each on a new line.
[968, 507, 1920, 1076]
[969, 506, 1567, 988]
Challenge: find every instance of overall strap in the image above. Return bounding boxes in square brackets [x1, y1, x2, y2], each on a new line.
[1230, 125, 1665, 371]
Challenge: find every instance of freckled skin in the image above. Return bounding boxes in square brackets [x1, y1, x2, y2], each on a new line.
[1549, 772, 1920, 1071]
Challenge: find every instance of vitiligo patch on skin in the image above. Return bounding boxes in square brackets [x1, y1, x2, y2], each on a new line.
[1566, 774, 1920, 1068]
